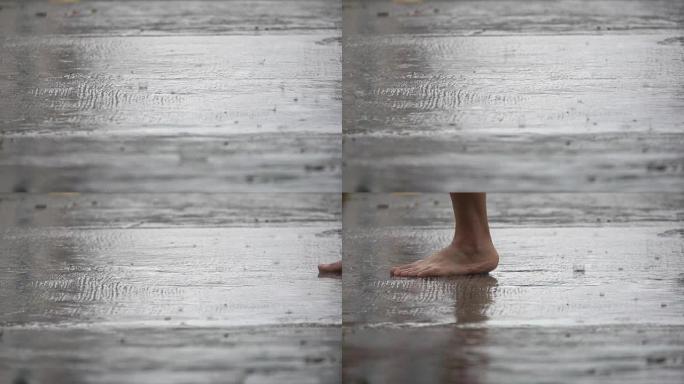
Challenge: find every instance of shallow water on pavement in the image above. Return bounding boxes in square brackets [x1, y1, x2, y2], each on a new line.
[0, 193, 342, 383]
[0, 0, 342, 192]
[342, 0, 684, 192]
[342, 193, 684, 383]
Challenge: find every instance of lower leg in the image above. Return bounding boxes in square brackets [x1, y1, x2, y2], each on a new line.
[390, 193, 499, 277]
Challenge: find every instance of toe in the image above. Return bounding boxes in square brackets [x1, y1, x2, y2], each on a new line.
[390, 264, 410, 275]
[394, 269, 407, 277]
[318, 261, 342, 274]
[403, 267, 422, 276]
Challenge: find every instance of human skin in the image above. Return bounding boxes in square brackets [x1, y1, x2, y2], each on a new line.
[390, 193, 499, 277]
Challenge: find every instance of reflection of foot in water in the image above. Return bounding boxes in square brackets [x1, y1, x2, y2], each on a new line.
[453, 275, 498, 324]
[318, 260, 342, 274]
[391, 193, 499, 277]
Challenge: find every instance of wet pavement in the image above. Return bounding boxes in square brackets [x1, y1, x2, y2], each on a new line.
[0, 193, 341, 383]
[0, 0, 341, 192]
[0, 1, 342, 382]
[343, 193, 684, 383]
[343, 0, 684, 192]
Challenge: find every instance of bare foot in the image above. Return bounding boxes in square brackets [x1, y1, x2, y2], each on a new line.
[390, 244, 498, 277]
[318, 260, 342, 274]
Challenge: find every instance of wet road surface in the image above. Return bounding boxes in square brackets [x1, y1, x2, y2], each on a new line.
[0, 0, 341, 192]
[0, 193, 341, 383]
[343, 193, 684, 383]
[343, 0, 684, 192]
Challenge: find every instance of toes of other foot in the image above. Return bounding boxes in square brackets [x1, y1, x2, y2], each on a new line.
[318, 262, 342, 274]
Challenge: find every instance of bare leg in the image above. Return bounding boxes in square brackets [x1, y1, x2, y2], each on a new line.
[390, 193, 499, 277]
[318, 260, 342, 274]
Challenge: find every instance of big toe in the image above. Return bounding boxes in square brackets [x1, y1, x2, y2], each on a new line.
[400, 266, 423, 277]
[391, 262, 414, 273]
[391, 265, 410, 275]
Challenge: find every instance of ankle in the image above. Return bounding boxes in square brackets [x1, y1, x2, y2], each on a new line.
[449, 237, 496, 255]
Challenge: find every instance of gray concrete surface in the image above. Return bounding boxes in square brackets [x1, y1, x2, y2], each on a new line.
[343, 0, 684, 192]
[0, 193, 341, 384]
[343, 193, 684, 383]
[0, 0, 341, 192]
